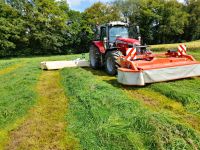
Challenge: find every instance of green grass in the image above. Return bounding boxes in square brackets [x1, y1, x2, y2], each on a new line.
[151, 40, 200, 51]
[61, 67, 200, 150]
[0, 54, 82, 147]
[149, 78, 200, 116]
[0, 50, 200, 149]
[0, 59, 40, 128]
[0, 59, 22, 71]
[145, 50, 200, 116]
[0, 54, 83, 128]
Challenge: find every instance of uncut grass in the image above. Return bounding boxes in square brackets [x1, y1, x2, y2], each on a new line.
[0, 59, 22, 71]
[61, 67, 200, 149]
[151, 40, 200, 51]
[0, 59, 41, 147]
[0, 59, 41, 128]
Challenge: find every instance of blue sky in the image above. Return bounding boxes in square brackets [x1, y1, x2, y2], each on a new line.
[67, 0, 113, 12]
[67, 0, 184, 12]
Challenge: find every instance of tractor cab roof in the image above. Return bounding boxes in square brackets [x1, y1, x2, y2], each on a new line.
[100, 21, 129, 27]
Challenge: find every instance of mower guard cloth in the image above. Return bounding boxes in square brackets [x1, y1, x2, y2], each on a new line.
[41, 59, 89, 70]
[117, 64, 200, 86]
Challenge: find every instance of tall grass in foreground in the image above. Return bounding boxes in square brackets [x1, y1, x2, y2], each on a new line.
[61, 68, 200, 150]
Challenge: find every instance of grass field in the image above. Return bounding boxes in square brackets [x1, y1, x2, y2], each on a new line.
[0, 41, 200, 149]
[151, 40, 200, 51]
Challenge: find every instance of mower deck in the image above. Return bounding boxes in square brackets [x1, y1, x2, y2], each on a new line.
[117, 56, 200, 86]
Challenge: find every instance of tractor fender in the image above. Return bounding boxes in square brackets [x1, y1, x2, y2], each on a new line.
[92, 41, 106, 54]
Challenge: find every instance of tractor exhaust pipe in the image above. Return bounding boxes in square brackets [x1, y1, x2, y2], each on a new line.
[136, 26, 141, 44]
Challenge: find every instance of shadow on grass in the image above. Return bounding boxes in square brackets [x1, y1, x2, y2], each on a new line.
[84, 67, 197, 91]
[83, 67, 149, 90]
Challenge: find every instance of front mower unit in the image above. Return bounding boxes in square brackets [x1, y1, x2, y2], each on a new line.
[117, 45, 200, 85]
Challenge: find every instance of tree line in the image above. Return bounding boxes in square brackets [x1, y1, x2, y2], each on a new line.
[0, 0, 199, 57]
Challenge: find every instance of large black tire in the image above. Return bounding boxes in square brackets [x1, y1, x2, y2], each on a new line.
[89, 44, 101, 69]
[105, 50, 122, 75]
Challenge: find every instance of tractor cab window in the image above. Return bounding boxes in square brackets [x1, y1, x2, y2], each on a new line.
[109, 26, 129, 42]
[100, 27, 107, 41]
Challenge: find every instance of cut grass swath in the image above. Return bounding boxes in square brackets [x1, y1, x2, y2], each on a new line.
[0, 54, 83, 147]
[61, 67, 200, 150]
[149, 78, 200, 116]
[5, 71, 79, 149]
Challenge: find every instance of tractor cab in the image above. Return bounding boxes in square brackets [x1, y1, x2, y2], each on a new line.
[90, 21, 147, 75]
[96, 21, 130, 49]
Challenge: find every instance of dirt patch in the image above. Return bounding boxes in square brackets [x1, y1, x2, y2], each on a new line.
[0, 63, 25, 76]
[5, 71, 79, 150]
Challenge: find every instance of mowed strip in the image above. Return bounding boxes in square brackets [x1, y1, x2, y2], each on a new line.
[6, 71, 78, 149]
[0, 62, 25, 76]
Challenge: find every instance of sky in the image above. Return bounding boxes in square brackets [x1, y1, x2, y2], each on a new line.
[67, 0, 113, 12]
[67, 0, 184, 12]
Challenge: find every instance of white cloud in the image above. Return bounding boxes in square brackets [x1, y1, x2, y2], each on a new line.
[67, 0, 81, 7]
[67, 0, 112, 7]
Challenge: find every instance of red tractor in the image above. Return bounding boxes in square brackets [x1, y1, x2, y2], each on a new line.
[89, 21, 146, 75]
[89, 21, 200, 86]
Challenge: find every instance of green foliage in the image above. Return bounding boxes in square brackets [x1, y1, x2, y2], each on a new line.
[61, 67, 200, 149]
[184, 0, 200, 41]
[0, 3, 26, 56]
[114, 0, 189, 44]
[66, 10, 94, 53]
[84, 2, 120, 25]
[0, 0, 199, 56]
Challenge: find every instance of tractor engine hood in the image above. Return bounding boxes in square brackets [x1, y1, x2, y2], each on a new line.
[116, 38, 140, 45]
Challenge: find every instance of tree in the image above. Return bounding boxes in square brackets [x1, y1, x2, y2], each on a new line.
[65, 10, 94, 53]
[113, 0, 189, 44]
[0, 2, 26, 56]
[84, 2, 120, 26]
[155, 0, 189, 43]
[25, 0, 69, 54]
[184, 0, 200, 41]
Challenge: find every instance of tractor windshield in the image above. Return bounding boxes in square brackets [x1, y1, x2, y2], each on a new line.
[109, 26, 129, 42]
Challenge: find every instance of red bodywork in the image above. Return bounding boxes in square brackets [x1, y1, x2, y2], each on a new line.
[93, 38, 140, 55]
[93, 41, 105, 53]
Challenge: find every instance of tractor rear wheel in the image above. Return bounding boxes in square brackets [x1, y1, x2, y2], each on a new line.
[105, 50, 122, 75]
[89, 45, 101, 69]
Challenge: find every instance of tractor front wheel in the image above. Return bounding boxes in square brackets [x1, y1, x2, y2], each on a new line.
[89, 45, 101, 69]
[105, 50, 122, 75]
